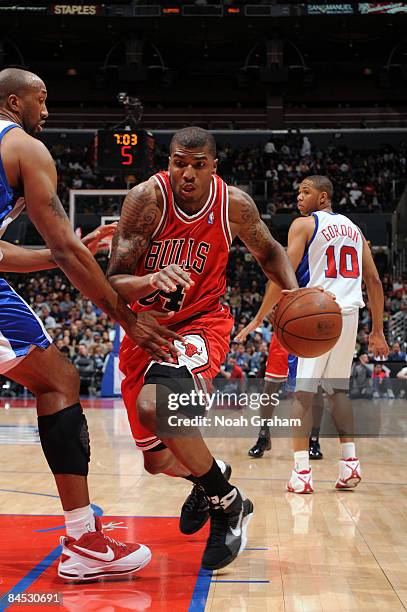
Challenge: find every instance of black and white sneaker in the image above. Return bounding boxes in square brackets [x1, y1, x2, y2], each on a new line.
[248, 436, 271, 458]
[179, 462, 232, 535]
[201, 489, 254, 570]
[309, 438, 323, 460]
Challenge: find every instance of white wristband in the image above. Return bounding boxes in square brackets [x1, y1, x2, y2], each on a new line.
[149, 272, 158, 288]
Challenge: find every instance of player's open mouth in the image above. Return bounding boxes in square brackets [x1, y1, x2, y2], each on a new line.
[181, 185, 195, 194]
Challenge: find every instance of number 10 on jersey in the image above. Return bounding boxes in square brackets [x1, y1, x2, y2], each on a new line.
[325, 245, 360, 278]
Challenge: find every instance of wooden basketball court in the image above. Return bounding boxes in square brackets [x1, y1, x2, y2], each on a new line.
[1, 397, 406, 611]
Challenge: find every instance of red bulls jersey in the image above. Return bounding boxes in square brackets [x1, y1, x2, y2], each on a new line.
[130, 171, 232, 326]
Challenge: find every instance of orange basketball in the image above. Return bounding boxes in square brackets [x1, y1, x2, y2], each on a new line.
[273, 288, 342, 358]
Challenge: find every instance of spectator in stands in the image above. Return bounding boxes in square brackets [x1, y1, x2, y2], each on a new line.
[264, 139, 277, 155]
[60, 291, 75, 312]
[356, 330, 369, 355]
[82, 303, 97, 326]
[92, 345, 106, 394]
[349, 182, 362, 205]
[387, 341, 407, 362]
[55, 338, 71, 358]
[372, 363, 391, 399]
[233, 342, 251, 374]
[219, 356, 246, 394]
[247, 341, 267, 378]
[50, 302, 65, 325]
[300, 136, 311, 157]
[350, 353, 372, 399]
[73, 344, 95, 396]
[393, 277, 404, 293]
[79, 327, 95, 349]
[33, 293, 49, 316]
[41, 305, 57, 331]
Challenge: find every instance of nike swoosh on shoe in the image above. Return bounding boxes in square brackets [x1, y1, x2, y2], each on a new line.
[72, 545, 115, 562]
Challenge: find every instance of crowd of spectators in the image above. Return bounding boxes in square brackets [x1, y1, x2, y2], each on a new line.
[349, 344, 407, 400]
[48, 133, 406, 216]
[215, 134, 406, 214]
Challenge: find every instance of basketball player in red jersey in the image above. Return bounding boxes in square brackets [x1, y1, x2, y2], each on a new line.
[107, 127, 299, 570]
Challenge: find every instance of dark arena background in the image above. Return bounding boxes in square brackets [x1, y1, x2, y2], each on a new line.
[0, 1, 407, 610]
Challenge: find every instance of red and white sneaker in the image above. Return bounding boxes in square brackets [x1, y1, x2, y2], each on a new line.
[287, 469, 314, 494]
[335, 458, 361, 489]
[58, 517, 151, 581]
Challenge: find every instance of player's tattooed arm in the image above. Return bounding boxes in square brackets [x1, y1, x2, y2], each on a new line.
[229, 187, 298, 291]
[107, 180, 163, 303]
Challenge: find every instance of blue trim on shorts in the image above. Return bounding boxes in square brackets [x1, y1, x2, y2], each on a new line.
[0, 279, 51, 357]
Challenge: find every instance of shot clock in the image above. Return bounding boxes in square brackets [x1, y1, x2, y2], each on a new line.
[96, 129, 155, 176]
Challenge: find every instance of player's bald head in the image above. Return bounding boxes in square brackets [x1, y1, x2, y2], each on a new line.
[305, 175, 333, 200]
[0, 68, 45, 104]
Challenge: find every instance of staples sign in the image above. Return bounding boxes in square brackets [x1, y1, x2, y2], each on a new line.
[52, 5, 100, 15]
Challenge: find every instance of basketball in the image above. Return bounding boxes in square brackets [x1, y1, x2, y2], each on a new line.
[273, 288, 342, 358]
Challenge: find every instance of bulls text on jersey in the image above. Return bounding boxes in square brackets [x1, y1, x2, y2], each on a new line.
[144, 239, 210, 274]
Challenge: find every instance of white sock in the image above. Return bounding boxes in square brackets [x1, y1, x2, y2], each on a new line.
[64, 505, 95, 540]
[294, 451, 310, 473]
[341, 442, 356, 460]
[216, 459, 227, 474]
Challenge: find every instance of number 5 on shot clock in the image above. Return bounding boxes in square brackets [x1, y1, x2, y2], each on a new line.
[96, 129, 155, 176]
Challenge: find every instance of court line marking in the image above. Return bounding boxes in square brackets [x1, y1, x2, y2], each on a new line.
[0, 546, 62, 612]
[189, 568, 213, 612]
[211, 580, 270, 584]
[0, 489, 60, 498]
[2, 475, 407, 487]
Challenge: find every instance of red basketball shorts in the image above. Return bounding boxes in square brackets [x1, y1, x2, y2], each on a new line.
[120, 308, 234, 451]
[264, 334, 289, 382]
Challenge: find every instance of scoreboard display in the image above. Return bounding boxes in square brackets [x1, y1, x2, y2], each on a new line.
[96, 129, 155, 175]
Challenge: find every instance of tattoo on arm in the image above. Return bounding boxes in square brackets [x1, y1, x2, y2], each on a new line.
[237, 191, 275, 255]
[107, 184, 160, 277]
[48, 194, 67, 219]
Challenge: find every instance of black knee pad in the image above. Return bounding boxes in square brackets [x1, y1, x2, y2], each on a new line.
[38, 403, 90, 476]
[144, 363, 204, 417]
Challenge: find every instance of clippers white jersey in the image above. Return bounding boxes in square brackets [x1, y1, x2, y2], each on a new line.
[296, 211, 364, 314]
